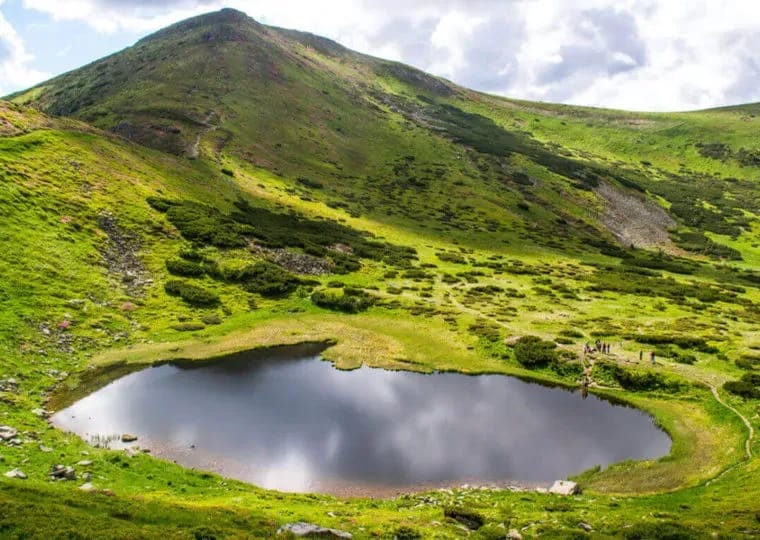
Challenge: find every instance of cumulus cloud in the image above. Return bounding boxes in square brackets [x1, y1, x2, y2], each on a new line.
[537, 8, 646, 89]
[0, 3, 48, 95]
[8, 0, 760, 110]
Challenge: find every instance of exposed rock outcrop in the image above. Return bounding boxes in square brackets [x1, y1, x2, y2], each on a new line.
[98, 213, 150, 295]
[596, 181, 677, 252]
[277, 522, 352, 539]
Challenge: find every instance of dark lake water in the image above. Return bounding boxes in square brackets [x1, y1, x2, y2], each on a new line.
[52, 344, 670, 495]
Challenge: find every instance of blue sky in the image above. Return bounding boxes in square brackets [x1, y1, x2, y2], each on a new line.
[2, 0, 760, 111]
[2, 0, 140, 80]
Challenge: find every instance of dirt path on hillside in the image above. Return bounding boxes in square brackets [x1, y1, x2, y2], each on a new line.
[709, 385, 754, 459]
[188, 111, 219, 158]
[666, 362, 755, 462]
[702, 383, 755, 486]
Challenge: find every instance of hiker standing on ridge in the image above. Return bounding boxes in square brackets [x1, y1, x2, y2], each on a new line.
[650, 351, 656, 364]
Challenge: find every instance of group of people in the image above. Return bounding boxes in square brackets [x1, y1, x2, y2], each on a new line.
[584, 340, 611, 355]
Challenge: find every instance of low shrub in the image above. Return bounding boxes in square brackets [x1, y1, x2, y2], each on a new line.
[674, 230, 742, 260]
[179, 248, 203, 261]
[240, 261, 301, 297]
[166, 258, 205, 277]
[724, 371, 760, 399]
[724, 380, 759, 399]
[392, 526, 421, 540]
[621, 253, 696, 275]
[443, 506, 484, 530]
[436, 252, 467, 264]
[550, 359, 584, 378]
[627, 334, 716, 353]
[231, 198, 417, 267]
[329, 251, 361, 274]
[622, 521, 698, 540]
[146, 196, 176, 212]
[402, 268, 430, 279]
[164, 280, 220, 307]
[166, 201, 249, 247]
[736, 356, 758, 370]
[473, 524, 512, 540]
[469, 320, 502, 342]
[514, 336, 558, 367]
[596, 362, 686, 393]
[311, 288, 376, 313]
[171, 322, 206, 332]
[671, 351, 697, 365]
[559, 328, 585, 338]
[441, 273, 459, 284]
[296, 176, 323, 189]
[201, 314, 222, 325]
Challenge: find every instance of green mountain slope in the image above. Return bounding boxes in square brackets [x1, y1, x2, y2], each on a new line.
[1, 8, 760, 538]
[10, 8, 760, 265]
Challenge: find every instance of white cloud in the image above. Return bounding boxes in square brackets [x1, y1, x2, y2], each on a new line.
[22, 0, 222, 33]
[11, 0, 760, 110]
[0, 2, 48, 95]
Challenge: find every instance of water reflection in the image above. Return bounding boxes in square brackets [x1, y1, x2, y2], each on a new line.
[53, 345, 671, 494]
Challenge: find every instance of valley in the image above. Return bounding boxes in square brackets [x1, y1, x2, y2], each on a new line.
[1, 8, 759, 538]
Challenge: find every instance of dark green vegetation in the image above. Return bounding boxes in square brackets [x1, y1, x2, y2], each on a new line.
[311, 288, 376, 313]
[724, 372, 760, 399]
[513, 336, 559, 367]
[1, 7, 760, 538]
[164, 280, 220, 306]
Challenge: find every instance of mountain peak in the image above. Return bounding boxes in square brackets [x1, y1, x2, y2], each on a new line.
[137, 7, 259, 46]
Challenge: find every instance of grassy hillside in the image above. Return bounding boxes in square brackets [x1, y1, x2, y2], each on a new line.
[1, 8, 760, 538]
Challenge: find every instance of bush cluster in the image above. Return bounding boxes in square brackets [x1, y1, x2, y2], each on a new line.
[311, 288, 376, 313]
[468, 320, 502, 342]
[673, 230, 742, 260]
[151, 199, 250, 248]
[724, 372, 760, 399]
[296, 176, 324, 189]
[513, 336, 559, 367]
[436, 252, 467, 264]
[736, 356, 758, 370]
[622, 521, 698, 540]
[627, 334, 717, 353]
[166, 258, 205, 277]
[236, 261, 301, 297]
[231, 199, 417, 267]
[621, 252, 697, 275]
[596, 362, 686, 393]
[149, 196, 417, 271]
[589, 264, 729, 307]
[164, 280, 220, 307]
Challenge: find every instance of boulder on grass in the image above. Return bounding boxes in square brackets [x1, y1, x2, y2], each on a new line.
[549, 480, 579, 495]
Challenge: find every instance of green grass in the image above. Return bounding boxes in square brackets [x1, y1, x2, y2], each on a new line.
[1, 7, 760, 537]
